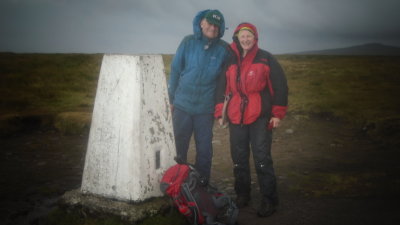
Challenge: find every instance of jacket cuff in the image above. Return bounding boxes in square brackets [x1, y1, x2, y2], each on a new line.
[214, 103, 223, 118]
[272, 105, 287, 119]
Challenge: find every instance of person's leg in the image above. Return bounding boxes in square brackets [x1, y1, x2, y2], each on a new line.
[172, 108, 193, 163]
[229, 123, 251, 207]
[193, 113, 214, 181]
[249, 116, 278, 216]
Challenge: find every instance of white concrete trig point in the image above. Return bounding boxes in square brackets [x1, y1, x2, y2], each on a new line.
[81, 54, 176, 202]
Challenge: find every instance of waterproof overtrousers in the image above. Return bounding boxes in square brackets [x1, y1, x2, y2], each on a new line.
[229, 116, 278, 205]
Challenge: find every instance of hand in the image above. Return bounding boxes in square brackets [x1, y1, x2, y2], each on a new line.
[218, 118, 224, 126]
[268, 117, 281, 129]
[218, 118, 228, 128]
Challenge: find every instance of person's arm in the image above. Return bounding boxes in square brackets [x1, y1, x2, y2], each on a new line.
[269, 55, 288, 120]
[168, 37, 187, 105]
[214, 50, 231, 120]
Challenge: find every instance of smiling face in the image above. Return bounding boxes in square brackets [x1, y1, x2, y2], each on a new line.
[237, 29, 256, 54]
[200, 19, 219, 39]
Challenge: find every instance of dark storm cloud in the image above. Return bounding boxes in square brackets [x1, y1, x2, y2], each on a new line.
[1, 0, 399, 54]
[275, 0, 400, 38]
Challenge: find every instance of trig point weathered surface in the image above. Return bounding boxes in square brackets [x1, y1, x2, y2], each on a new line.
[81, 54, 176, 202]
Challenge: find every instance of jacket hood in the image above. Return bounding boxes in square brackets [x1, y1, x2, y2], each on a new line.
[193, 9, 225, 39]
[233, 22, 259, 41]
[230, 22, 259, 60]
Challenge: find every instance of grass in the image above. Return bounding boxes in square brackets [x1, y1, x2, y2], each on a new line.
[0, 53, 102, 114]
[162, 54, 173, 79]
[277, 55, 400, 124]
[277, 55, 400, 146]
[0, 53, 399, 138]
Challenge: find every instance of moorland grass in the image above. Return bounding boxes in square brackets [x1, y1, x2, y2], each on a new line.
[278, 54, 400, 147]
[278, 54, 400, 125]
[0, 53, 102, 114]
[0, 53, 399, 142]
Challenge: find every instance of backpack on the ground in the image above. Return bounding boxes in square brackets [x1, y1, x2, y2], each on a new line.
[160, 163, 238, 225]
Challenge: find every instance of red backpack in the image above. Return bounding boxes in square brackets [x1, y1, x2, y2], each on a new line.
[160, 163, 238, 225]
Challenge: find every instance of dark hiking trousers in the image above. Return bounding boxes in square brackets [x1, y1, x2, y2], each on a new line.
[229, 116, 278, 205]
[172, 107, 214, 180]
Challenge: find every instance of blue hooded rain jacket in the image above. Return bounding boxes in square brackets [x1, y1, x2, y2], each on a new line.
[168, 9, 229, 115]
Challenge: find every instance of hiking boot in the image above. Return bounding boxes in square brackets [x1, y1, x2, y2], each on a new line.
[257, 200, 276, 217]
[235, 195, 250, 208]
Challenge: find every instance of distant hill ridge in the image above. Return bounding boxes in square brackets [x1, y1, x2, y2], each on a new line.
[292, 43, 400, 56]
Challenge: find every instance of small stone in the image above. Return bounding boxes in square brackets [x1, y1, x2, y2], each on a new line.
[285, 129, 294, 134]
[37, 161, 47, 166]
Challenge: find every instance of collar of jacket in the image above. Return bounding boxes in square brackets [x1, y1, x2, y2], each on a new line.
[200, 35, 219, 49]
[230, 41, 259, 65]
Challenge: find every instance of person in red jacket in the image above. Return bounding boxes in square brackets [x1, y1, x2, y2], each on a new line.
[214, 22, 288, 217]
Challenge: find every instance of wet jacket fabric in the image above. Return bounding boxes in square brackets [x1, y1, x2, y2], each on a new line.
[168, 10, 229, 115]
[215, 23, 288, 125]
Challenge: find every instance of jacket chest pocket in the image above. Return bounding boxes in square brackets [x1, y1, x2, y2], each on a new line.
[209, 56, 219, 67]
[204, 56, 222, 82]
[245, 66, 268, 92]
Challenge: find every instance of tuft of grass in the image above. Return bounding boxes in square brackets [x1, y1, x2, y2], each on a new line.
[54, 112, 92, 135]
[137, 209, 188, 225]
[162, 54, 173, 80]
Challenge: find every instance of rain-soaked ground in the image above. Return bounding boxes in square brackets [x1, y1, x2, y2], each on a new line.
[1, 113, 399, 225]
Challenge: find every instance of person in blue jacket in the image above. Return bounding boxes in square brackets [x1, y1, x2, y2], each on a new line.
[168, 9, 229, 182]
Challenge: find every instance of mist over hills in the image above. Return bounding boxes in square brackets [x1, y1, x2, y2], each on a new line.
[291, 43, 400, 56]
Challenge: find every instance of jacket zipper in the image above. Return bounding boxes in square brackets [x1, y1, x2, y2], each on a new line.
[236, 60, 248, 126]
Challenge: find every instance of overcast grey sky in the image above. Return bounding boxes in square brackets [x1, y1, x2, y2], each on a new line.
[1, 0, 399, 54]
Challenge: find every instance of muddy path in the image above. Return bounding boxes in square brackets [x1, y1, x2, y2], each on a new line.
[209, 114, 400, 225]
[1, 113, 399, 225]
